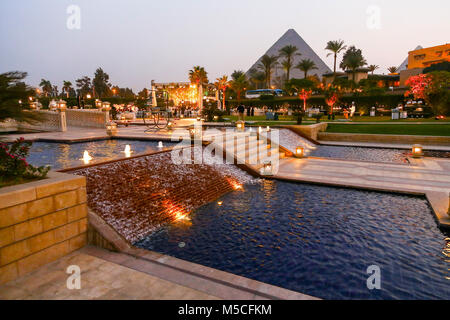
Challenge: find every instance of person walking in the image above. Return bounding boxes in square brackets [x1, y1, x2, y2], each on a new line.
[237, 104, 245, 121]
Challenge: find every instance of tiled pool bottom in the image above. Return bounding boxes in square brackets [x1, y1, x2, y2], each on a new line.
[309, 145, 450, 163]
[27, 139, 176, 170]
[310, 146, 409, 163]
[135, 180, 450, 300]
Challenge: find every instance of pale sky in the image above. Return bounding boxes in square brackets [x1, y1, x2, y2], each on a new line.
[1, 0, 449, 92]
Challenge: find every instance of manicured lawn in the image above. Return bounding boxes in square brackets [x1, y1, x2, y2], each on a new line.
[326, 124, 450, 136]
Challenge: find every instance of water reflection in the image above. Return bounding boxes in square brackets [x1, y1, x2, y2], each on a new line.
[27, 139, 177, 170]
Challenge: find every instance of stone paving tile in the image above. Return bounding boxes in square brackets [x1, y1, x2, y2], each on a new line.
[0, 250, 220, 300]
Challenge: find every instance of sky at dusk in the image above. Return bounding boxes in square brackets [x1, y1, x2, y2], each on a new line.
[1, 0, 449, 92]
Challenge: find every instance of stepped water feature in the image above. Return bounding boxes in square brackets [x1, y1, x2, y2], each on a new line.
[206, 130, 287, 175]
[260, 128, 317, 157]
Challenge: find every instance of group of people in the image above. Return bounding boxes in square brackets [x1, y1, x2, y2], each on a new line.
[236, 104, 255, 121]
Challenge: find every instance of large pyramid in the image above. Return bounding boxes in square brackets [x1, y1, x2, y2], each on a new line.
[397, 45, 423, 72]
[246, 29, 331, 85]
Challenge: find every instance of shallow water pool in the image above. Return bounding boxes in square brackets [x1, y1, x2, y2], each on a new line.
[136, 180, 450, 300]
[27, 139, 176, 170]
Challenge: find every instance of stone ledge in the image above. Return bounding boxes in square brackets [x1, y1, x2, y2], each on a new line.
[318, 132, 450, 146]
[0, 172, 85, 210]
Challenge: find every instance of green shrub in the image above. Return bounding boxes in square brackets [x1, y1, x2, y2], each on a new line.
[0, 138, 50, 183]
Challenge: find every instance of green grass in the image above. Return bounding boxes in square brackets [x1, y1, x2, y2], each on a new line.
[326, 124, 450, 136]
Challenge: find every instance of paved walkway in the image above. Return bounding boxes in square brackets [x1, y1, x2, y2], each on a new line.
[275, 157, 450, 227]
[0, 247, 219, 300]
[0, 245, 317, 300]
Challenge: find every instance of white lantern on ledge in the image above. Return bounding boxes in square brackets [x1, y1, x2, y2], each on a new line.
[106, 121, 117, 136]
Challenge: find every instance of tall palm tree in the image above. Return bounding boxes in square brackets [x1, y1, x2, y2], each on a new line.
[340, 46, 367, 82]
[278, 45, 301, 82]
[214, 76, 230, 110]
[368, 65, 379, 74]
[230, 72, 248, 102]
[189, 66, 208, 111]
[248, 68, 265, 89]
[257, 54, 278, 88]
[296, 59, 318, 78]
[387, 66, 398, 74]
[39, 79, 52, 97]
[63, 81, 73, 98]
[325, 40, 347, 74]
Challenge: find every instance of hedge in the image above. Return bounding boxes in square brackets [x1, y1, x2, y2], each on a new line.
[225, 94, 406, 110]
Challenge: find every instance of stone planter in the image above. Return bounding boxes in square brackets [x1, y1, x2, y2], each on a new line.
[0, 172, 88, 285]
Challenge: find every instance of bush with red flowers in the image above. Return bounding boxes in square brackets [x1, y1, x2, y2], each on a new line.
[0, 138, 50, 183]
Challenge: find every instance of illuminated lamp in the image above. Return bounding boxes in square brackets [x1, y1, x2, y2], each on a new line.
[262, 161, 273, 176]
[412, 144, 423, 158]
[236, 120, 245, 132]
[106, 121, 117, 136]
[295, 146, 305, 158]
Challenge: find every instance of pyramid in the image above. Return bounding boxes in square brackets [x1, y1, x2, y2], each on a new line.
[246, 29, 331, 83]
[397, 45, 423, 72]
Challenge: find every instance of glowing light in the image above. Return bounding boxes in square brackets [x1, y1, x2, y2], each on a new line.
[158, 141, 164, 148]
[122, 145, 133, 157]
[295, 146, 305, 158]
[86, 94, 91, 99]
[258, 126, 262, 133]
[217, 201, 223, 206]
[226, 177, 243, 190]
[412, 144, 423, 158]
[80, 151, 93, 164]
[163, 200, 190, 222]
[266, 126, 270, 132]
[262, 161, 273, 176]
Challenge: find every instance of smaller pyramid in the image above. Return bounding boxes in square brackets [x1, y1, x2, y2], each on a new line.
[246, 29, 331, 84]
[397, 45, 423, 72]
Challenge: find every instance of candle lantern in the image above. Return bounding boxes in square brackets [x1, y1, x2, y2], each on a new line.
[262, 161, 273, 176]
[236, 120, 245, 132]
[412, 144, 423, 158]
[102, 101, 111, 111]
[295, 146, 305, 158]
[57, 100, 67, 112]
[95, 99, 102, 108]
[106, 121, 117, 136]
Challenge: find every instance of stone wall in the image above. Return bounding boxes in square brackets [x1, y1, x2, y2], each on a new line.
[287, 123, 327, 141]
[317, 132, 450, 146]
[0, 172, 87, 285]
[18, 110, 66, 132]
[66, 109, 109, 128]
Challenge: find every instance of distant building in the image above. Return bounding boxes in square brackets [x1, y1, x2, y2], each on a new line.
[399, 44, 450, 86]
[407, 44, 450, 69]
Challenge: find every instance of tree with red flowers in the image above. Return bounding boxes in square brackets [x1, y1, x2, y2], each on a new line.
[405, 71, 450, 115]
[286, 78, 315, 124]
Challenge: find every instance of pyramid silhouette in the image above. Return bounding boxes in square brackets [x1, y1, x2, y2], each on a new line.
[246, 29, 331, 84]
[397, 45, 423, 72]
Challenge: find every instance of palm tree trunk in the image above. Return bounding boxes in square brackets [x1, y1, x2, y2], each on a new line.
[222, 89, 226, 111]
[334, 53, 337, 74]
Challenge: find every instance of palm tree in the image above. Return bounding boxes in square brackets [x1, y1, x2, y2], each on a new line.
[296, 59, 318, 78]
[189, 66, 208, 111]
[39, 79, 52, 97]
[214, 76, 230, 110]
[325, 40, 347, 74]
[230, 72, 248, 102]
[257, 54, 278, 88]
[279, 45, 301, 82]
[368, 65, 379, 74]
[387, 66, 398, 74]
[62, 81, 73, 98]
[340, 46, 367, 82]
